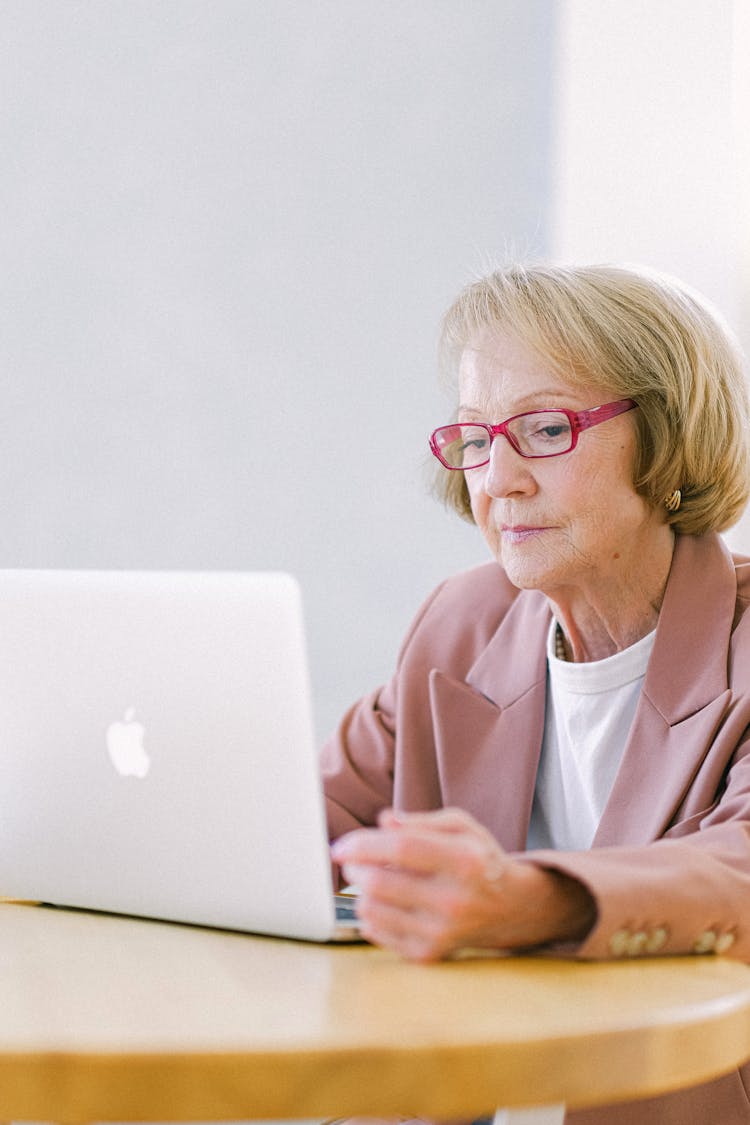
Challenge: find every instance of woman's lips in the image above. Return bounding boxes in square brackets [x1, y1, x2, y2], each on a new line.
[501, 525, 550, 544]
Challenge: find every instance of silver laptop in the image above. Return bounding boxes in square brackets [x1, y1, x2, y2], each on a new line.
[0, 569, 360, 941]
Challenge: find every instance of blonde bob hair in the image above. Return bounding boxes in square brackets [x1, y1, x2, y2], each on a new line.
[435, 263, 750, 536]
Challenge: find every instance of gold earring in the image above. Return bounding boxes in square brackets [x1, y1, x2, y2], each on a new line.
[664, 489, 682, 512]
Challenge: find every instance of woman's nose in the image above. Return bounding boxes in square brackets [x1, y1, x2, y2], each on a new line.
[483, 433, 537, 498]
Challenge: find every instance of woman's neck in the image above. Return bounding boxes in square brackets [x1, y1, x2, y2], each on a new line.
[547, 531, 675, 663]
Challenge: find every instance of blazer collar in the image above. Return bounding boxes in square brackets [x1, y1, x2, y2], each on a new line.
[461, 530, 738, 717]
[593, 532, 737, 845]
[641, 531, 737, 724]
[466, 588, 551, 708]
[430, 588, 551, 850]
[430, 532, 738, 850]
[461, 531, 736, 720]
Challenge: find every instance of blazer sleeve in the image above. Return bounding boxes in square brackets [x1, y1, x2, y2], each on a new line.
[320, 581, 448, 842]
[525, 729, 750, 961]
[524, 582, 750, 963]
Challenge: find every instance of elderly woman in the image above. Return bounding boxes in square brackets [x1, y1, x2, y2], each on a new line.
[324, 264, 750, 1124]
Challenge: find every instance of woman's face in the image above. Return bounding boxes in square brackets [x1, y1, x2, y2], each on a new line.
[459, 330, 668, 600]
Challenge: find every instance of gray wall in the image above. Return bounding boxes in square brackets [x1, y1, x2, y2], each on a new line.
[0, 1, 556, 740]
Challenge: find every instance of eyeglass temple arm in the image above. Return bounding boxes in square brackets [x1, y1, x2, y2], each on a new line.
[575, 399, 637, 432]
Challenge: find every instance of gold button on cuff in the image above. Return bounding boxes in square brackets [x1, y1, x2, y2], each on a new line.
[716, 932, 736, 954]
[625, 931, 649, 957]
[693, 930, 718, 954]
[645, 926, 669, 953]
[609, 929, 631, 957]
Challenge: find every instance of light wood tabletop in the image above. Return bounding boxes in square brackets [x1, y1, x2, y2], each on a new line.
[2, 901, 750, 1122]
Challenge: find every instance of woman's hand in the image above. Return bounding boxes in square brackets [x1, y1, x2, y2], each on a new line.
[331, 807, 596, 962]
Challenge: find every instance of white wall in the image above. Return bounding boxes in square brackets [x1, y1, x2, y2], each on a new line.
[0, 1, 557, 740]
[551, 0, 750, 551]
[552, 0, 739, 319]
[735, 0, 750, 354]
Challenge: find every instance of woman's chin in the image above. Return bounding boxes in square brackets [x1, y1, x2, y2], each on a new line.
[498, 545, 563, 592]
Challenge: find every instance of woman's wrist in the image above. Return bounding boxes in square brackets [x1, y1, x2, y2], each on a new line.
[505, 861, 598, 949]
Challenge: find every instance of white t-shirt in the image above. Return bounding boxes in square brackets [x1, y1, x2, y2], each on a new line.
[525, 619, 656, 852]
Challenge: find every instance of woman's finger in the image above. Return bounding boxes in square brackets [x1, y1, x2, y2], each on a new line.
[334, 823, 501, 883]
[356, 896, 449, 962]
[378, 806, 479, 833]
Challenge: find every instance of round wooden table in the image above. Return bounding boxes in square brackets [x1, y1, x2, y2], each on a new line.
[1, 901, 750, 1122]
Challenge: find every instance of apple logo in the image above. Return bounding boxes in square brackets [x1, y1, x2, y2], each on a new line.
[106, 707, 151, 778]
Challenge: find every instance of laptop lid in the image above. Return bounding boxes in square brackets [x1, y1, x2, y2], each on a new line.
[0, 569, 346, 941]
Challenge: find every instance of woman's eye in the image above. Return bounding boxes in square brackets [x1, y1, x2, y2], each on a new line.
[460, 436, 489, 452]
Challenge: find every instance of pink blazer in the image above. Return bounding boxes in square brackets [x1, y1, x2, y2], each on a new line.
[321, 531, 750, 1123]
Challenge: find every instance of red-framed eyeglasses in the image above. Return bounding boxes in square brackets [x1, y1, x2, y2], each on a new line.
[429, 399, 638, 470]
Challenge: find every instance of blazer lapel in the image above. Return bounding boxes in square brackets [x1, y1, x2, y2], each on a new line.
[594, 533, 736, 846]
[430, 590, 551, 851]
